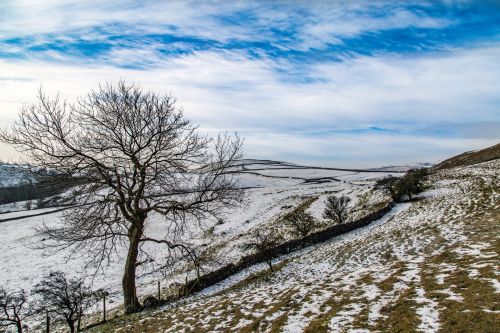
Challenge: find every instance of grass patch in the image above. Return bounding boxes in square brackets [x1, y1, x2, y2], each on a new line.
[372, 286, 420, 333]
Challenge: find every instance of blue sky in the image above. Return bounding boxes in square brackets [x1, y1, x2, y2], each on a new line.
[0, 0, 499, 167]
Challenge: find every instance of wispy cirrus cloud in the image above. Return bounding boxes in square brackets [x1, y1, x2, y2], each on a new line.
[0, 0, 499, 166]
[2, 0, 497, 66]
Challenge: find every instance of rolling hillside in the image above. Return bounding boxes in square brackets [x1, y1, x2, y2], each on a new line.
[0, 161, 399, 322]
[87, 156, 499, 332]
[1, 154, 498, 332]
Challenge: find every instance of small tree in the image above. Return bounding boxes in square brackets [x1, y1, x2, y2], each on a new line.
[375, 176, 403, 202]
[248, 229, 283, 272]
[376, 169, 427, 202]
[323, 195, 351, 224]
[285, 211, 316, 237]
[32, 271, 97, 333]
[403, 168, 427, 200]
[191, 246, 223, 280]
[0, 288, 29, 333]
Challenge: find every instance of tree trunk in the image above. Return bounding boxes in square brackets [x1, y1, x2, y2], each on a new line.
[16, 321, 23, 333]
[67, 319, 75, 333]
[46, 312, 50, 333]
[267, 260, 273, 272]
[122, 223, 143, 313]
[77, 308, 82, 331]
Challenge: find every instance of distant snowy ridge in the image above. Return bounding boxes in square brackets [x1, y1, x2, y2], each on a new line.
[231, 159, 419, 173]
[367, 162, 433, 172]
[0, 162, 33, 187]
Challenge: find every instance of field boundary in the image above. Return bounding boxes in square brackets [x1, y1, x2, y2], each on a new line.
[176, 201, 394, 298]
[0, 206, 71, 223]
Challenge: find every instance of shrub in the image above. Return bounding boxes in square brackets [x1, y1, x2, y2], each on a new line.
[32, 271, 98, 333]
[323, 195, 351, 224]
[375, 176, 403, 202]
[0, 288, 29, 333]
[376, 168, 427, 202]
[248, 229, 283, 272]
[24, 200, 32, 210]
[142, 296, 159, 309]
[285, 210, 316, 236]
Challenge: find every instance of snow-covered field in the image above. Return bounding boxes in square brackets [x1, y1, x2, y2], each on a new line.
[89, 159, 498, 333]
[0, 160, 396, 309]
[2, 159, 498, 333]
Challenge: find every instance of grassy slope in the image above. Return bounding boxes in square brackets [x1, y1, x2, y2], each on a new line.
[90, 159, 499, 333]
[431, 142, 500, 171]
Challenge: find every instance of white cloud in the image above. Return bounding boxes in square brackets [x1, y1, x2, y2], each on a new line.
[295, 4, 452, 50]
[0, 0, 453, 52]
[0, 0, 254, 41]
[244, 132, 496, 168]
[1, 43, 499, 166]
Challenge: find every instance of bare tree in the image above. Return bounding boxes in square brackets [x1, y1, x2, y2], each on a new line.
[248, 229, 283, 272]
[284, 211, 316, 237]
[0, 288, 28, 333]
[0, 82, 243, 313]
[323, 195, 351, 224]
[32, 271, 97, 333]
[190, 245, 225, 281]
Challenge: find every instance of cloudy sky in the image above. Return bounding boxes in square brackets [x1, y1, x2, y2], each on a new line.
[0, 0, 499, 167]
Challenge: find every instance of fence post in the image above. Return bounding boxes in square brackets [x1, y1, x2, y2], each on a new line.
[103, 294, 107, 322]
[46, 311, 50, 333]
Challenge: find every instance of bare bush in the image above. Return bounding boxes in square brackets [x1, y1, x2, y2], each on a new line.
[32, 271, 98, 333]
[0, 82, 243, 313]
[285, 210, 316, 237]
[190, 246, 224, 280]
[248, 229, 283, 272]
[0, 288, 29, 333]
[323, 195, 351, 224]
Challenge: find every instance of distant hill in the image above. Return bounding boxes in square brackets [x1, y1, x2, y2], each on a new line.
[431, 142, 500, 171]
[0, 162, 33, 187]
[368, 162, 433, 172]
[0, 163, 78, 206]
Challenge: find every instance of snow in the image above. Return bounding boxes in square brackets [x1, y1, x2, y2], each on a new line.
[2, 158, 499, 332]
[438, 288, 464, 302]
[0, 201, 31, 213]
[0, 161, 394, 310]
[329, 303, 364, 331]
[486, 278, 500, 293]
[0, 207, 62, 220]
[133, 159, 497, 332]
[415, 287, 440, 333]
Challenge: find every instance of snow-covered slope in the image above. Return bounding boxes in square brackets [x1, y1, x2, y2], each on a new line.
[89, 159, 499, 333]
[5, 158, 498, 332]
[0, 161, 397, 313]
